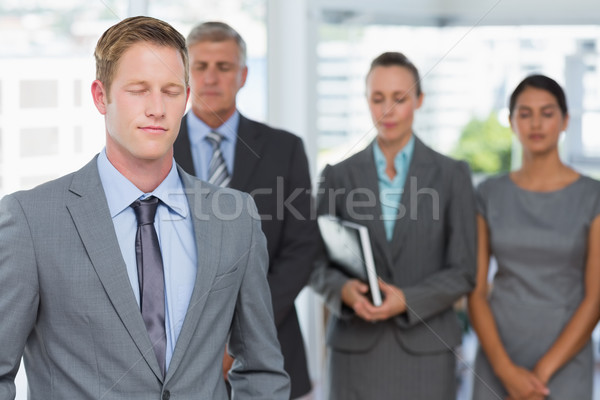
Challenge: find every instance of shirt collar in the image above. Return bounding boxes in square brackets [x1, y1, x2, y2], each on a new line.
[97, 149, 188, 219]
[373, 135, 415, 174]
[187, 109, 240, 145]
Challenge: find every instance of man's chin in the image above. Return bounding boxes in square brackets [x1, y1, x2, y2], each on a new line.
[133, 148, 174, 164]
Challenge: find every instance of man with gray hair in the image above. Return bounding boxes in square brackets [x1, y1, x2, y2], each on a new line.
[174, 21, 319, 399]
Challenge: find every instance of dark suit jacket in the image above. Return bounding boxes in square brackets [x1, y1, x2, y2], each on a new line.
[311, 137, 477, 356]
[174, 113, 319, 398]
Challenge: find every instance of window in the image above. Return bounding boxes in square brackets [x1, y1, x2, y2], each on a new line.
[315, 24, 600, 178]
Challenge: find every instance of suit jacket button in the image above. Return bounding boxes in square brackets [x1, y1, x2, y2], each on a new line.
[162, 390, 170, 400]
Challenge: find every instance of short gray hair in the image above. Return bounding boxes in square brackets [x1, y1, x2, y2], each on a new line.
[187, 21, 247, 67]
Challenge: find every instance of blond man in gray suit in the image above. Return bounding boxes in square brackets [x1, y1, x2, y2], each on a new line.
[0, 16, 289, 400]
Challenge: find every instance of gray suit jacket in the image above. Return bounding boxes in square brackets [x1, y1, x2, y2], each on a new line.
[0, 157, 290, 399]
[311, 137, 477, 354]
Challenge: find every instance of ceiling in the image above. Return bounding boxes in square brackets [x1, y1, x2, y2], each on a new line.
[312, 0, 600, 26]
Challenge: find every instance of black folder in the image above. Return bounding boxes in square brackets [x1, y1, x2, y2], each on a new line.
[317, 215, 382, 306]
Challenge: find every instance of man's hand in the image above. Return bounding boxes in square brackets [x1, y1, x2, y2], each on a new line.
[222, 347, 234, 381]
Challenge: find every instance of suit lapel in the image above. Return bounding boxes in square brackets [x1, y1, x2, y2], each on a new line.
[348, 144, 394, 276]
[229, 115, 265, 191]
[165, 169, 222, 380]
[65, 158, 164, 381]
[174, 114, 196, 176]
[389, 137, 437, 260]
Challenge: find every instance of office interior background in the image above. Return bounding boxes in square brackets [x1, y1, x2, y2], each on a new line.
[2, 0, 600, 398]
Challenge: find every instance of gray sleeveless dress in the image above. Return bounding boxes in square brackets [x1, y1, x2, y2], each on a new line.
[471, 174, 600, 400]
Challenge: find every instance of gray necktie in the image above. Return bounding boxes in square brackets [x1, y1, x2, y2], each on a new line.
[206, 131, 231, 187]
[131, 196, 166, 377]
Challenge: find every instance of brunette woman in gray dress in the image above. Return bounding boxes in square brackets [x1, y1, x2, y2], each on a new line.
[469, 74, 600, 400]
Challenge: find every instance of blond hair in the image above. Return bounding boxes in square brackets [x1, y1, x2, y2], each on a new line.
[94, 16, 188, 101]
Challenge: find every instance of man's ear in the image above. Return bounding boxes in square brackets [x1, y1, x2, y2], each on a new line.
[240, 65, 248, 88]
[91, 80, 108, 115]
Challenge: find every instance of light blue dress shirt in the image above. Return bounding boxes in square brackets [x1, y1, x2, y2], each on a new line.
[186, 110, 239, 180]
[97, 149, 197, 371]
[373, 136, 415, 241]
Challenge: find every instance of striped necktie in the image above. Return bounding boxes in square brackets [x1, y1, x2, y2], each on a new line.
[206, 131, 231, 187]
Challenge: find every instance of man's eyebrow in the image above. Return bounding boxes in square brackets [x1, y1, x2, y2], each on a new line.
[163, 82, 185, 90]
[124, 80, 149, 86]
[121, 81, 185, 91]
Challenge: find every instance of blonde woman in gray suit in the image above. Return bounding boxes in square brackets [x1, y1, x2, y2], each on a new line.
[311, 52, 477, 399]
